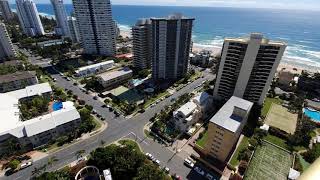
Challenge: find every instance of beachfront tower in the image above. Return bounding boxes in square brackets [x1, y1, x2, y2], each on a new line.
[50, 0, 71, 38]
[67, 16, 80, 43]
[132, 19, 152, 70]
[0, 23, 16, 61]
[16, 0, 44, 37]
[72, 0, 116, 56]
[213, 33, 287, 105]
[0, 0, 14, 22]
[151, 14, 194, 81]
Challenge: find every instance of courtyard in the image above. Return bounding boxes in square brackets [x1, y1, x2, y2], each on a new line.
[265, 103, 298, 134]
[244, 141, 293, 180]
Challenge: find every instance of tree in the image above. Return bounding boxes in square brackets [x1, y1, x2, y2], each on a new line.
[238, 161, 248, 175]
[303, 144, 320, 163]
[33, 168, 72, 180]
[47, 156, 58, 167]
[8, 159, 20, 170]
[134, 163, 166, 180]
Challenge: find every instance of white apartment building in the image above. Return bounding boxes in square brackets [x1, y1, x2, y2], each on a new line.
[0, 71, 38, 93]
[214, 33, 287, 105]
[97, 68, 133, 89]
[72, 0, 116, 56]
[67, 16, 80, 43]
[151, 14, 194, 81]
[75, 60, 114, 77]
[0, 0, 14, 21]
[50, 0, 70, 37]
[132, 18, 152, 69]
[16, 0, 44, 36]
[0, 23, 16, 61]
[0, 83, 81, 154]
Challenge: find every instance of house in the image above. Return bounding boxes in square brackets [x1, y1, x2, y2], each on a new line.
[97, 68, 133, 89]
[173, 101, 201, 132]
[192, 92, 214, 119]
[0, 71, 38, 93]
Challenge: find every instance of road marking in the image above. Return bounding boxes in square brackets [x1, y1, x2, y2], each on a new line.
[121, 132, 149, 146]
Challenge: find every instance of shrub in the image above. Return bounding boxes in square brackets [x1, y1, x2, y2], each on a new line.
[78, 99, 86, 105]
[269, 127, 289, 140]
[8, 159, 20, 169]
[238, 161, 248, 175]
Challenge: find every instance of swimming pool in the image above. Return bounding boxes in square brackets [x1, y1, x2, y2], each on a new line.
[52, 102, 63, 111]
[304, 108, 320, 122]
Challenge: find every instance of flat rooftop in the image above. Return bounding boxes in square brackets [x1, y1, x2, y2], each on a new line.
[76, 60, 114, 72]
[0, 71, 36, 83]
[97, 68, 132, 82]
[225, 33, 286, 46]
[210, 96, 253, 133]
[174, 101, 197, 117]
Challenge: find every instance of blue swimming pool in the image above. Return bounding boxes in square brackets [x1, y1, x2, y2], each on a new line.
[52, 102, 63, 111]
[304, 108, 320, 122]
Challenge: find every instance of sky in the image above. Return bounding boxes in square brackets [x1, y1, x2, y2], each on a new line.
[8, 0, 320, 11]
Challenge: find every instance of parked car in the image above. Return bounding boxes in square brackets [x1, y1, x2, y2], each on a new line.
[154, 159, 160, 166]
[4, 168, 15, 176]
[114, 111, 120, 117]
[145, 153, 153, 160]
[20, 161, 32, 169]
[164, 167, 170, 173]
[93, 96, 98, 100]
[194, 166, 205, 176]
[184, 158, 194, 168]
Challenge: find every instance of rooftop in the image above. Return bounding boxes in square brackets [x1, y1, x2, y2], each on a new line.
[97, 68, 132, 82]
[151, 13, 195, 21]
[225, 33, 287, 46]
[210, 96, 253, 133]
[174, 101, 197, 117]
[0, 71, 36, 83]
[193, 92, 211, 105]
[76, 60, 114, 72]
[6, 82, 52, 99]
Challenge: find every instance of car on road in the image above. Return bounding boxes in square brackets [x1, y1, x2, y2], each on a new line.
[53, 78, 57, 82]
[109, 107, 113, 111]
[145, 153, 153, 160]
[20, 161, 32, 169]
[164, 167, 170, 173]
[66, 77, 71, 81]
[184, 158, 194, 168]
[101, 104, 107, 108]
[194, 166, 205, 176]
[93, 96, 98, 100]
[114, 111, 120, 117]
[206, 173, 214, 180]
[154, 159, 160, 166]
[173, 174, 182, 180]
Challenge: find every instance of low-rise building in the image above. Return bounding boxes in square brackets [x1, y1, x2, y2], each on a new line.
[192, 92, 214, 119]
[278, 69, 294, 87]
[0, 71, 38, 93]
[75, 60, 114, 77]
[0, 83, 81, 154]
[34, 39, 65, 48]
[97, 68, 133, 89]
[204, 96, 253, 163]
[190, 51, 213, 67]
[173, 101, 201, 132]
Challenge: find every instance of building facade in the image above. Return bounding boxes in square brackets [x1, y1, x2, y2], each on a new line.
[204, 96, 253, 163]
[97, 68, 133, 89]
[16, 0, 44, 36]
[213, 33, 286, 105]
[0, 0, 14, 22]
[0, 23, 16, 61]
[132, 19, 152, 70]
[151, 14, 194, 81]
[50, 0, 70, 37]
[67, 16, 80, 43]
[72, 0, 116, 56]
[0, 71, 38, 93]
[75, 60, 114, 77]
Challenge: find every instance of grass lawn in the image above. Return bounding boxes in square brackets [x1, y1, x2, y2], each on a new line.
[229, 136, 249, 167]
[196, 131, 208, 148]
[262, 97, 283, 117]
[263, 134, 291, 150]
[244, 142, 293, 180]
[144, 129, 153, 139]
[118, 139, 141, 152]
[92, 117, 102, 131]
[297, 154, 311, 171]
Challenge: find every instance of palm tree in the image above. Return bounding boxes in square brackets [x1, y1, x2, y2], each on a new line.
[47, 156, 58, 167]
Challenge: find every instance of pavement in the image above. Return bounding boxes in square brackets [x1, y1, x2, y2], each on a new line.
[4, 47, 217, 180]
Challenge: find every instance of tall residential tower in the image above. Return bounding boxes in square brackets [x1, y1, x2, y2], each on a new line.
[67, 16, 80, 43]
[213, 33, 286, 105]
[132, 19, 152, 70]
[0, 0, 14, 22]
[16, 0, 44, 36]
[50, 0, 70, 37]
[151, 14, 194, 81]
[0, 23, 16, 61]
[72, 0, 116, 56]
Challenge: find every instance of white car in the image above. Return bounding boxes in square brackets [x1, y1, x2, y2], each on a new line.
[194, 166, 205, 176]
[164, 167, 170, 173]
[20, 161, 32, 169]
[145, 153, 153, 160]
[184, 158, 195, 168]
[155, 159, 160, 166]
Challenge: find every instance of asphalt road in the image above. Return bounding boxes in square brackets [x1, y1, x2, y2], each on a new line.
[5, 48, 216, 180]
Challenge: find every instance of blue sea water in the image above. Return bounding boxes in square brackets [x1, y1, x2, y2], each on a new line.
[10, 4, 320, 69]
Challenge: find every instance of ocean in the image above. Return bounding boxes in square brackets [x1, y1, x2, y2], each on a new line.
[10, 4, 320, 69]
